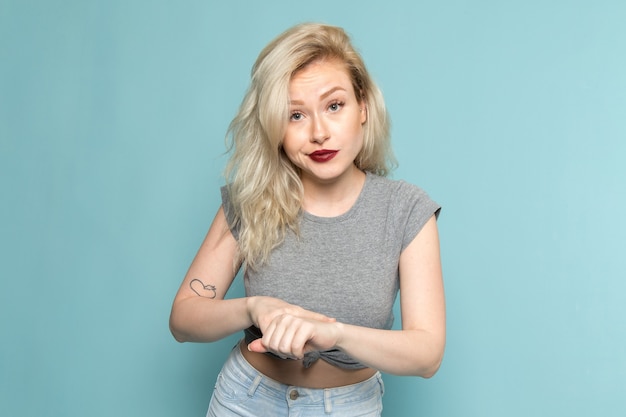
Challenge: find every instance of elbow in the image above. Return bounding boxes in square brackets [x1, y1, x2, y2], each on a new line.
[419, 357, 443, 379]
[170, 328, 187, 343]
[169, 312, 188, 343]
[413, 341, 445, 378]
[396, 353, 443, 378]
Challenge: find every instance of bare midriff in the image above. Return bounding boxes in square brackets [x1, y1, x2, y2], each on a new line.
[238, 340, 377, 389]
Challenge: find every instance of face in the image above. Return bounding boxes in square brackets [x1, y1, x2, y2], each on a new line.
[282, 59, 367, 187]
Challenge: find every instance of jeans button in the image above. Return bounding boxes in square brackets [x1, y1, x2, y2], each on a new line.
[289, 389, 299, 400]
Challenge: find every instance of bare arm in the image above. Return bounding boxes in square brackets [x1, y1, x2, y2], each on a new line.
[249, 215, 445, 377]
[169, 206, 249, 342]
[170, 206, 335, 343]
[337, 215, 445, 376]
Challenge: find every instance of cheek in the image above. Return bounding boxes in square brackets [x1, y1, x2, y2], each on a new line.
[281, 133, 295, 154]
[283, 125, 308, 149]
[281, 135, 302, 164]
[349, 121, 365, 146]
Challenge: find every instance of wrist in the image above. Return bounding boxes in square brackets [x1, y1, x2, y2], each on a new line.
[245, 296, 257, 326]
[333, 321, 346, 349]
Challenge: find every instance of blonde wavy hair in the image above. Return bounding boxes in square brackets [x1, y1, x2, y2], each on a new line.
[224, 22, 396, 269]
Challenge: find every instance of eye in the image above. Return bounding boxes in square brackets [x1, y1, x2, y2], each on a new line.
[328, 101, 344, 112]
[290, 111, 303, 121]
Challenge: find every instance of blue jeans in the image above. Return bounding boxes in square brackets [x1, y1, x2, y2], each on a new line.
[206, 345, 385, 416]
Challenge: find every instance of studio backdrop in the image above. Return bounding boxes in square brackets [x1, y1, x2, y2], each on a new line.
[1, 1, 625, 416]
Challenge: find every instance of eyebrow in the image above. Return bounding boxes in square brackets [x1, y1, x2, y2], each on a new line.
[290, 86, 347, 105]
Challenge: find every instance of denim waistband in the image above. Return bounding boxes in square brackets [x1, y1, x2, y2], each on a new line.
[226, 342, 384, 406]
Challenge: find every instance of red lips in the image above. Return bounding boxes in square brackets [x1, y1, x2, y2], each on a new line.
[309, 149, 338, 163]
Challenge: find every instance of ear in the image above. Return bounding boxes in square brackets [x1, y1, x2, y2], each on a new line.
[359, 97, 368, 124]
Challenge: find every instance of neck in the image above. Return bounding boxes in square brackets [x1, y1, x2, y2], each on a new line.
[301, 166, 366, 217]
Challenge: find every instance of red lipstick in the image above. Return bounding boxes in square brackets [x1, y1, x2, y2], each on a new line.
[309, 149, 338, 163]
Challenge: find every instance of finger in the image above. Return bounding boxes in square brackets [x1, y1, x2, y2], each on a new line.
[290, 322, 316, 359]
[262, 315, 297, 359]
[269, 315, 308, 359]
[263, 317, 286, 354]
[248, 338, 292, 360]
[275, 319, 302, 359]
[247, 338, 267, 353]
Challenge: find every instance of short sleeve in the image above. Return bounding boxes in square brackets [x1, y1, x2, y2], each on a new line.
[395, 181, 441, 251]
[220, 186, 240, 240]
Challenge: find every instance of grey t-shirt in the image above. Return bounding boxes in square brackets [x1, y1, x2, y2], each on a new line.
[221, 172, 441, 369]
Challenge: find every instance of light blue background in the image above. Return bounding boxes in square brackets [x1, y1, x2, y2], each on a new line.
[2, 1, 625, 416]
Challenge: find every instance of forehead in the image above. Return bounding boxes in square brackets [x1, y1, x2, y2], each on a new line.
[289, 59, 354, 95]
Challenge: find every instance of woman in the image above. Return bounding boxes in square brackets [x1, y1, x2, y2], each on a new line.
[170, 22, 445, 416]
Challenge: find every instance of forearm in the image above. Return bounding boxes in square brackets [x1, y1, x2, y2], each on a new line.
[335, 323, 445, 378]
[169, 297, 252, 343]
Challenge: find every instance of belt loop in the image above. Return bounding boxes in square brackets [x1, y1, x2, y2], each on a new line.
[247, 375, 262, 397]
[324, 388, 332, 414]
[376, 372, 385, 396]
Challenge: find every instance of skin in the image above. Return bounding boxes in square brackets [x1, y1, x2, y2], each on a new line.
[281, 58, 368, 217]
[169, 58, 446, 388]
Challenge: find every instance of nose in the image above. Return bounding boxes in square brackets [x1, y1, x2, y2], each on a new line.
[310, 114, 329, 144]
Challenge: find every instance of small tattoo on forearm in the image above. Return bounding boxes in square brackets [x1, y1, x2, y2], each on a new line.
[190, 279, 217, 298]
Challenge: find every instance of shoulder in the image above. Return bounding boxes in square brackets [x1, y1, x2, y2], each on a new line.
[366, 173, 436, 208]
[365, 173, 441, 249]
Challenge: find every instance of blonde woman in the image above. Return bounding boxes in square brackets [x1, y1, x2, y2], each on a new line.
[170, 22, 445, 416]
